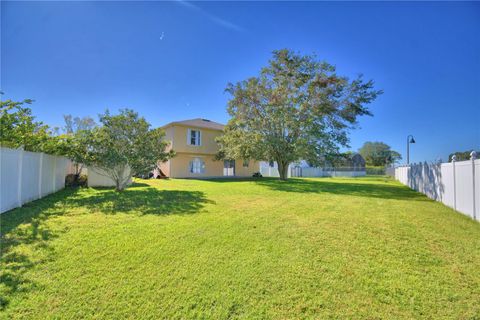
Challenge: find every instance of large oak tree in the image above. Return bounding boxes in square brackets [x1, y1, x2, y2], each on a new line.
[217, 49, 382, 179]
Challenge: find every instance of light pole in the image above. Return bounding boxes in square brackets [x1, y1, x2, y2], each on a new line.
[407, 135, 415, 164]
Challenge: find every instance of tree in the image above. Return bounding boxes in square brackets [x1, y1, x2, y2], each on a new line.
[63, 114, 96, 134]
[80, 109, 174, 191]
[60, 115, 97, 179]
[358, 141, 401, 166]
[217, 49, 382, 179]
[0, 97, 52, 151]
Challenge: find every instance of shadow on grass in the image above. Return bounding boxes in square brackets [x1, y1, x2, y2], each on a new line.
[0, 183, 212, 310]
[69, 184, 214, 215]
[208, 177, 426, 201]
[259, 178, 427, 201]
[0, 189, 77, 310]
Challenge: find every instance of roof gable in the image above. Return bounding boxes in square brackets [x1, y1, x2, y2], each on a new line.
[162, 118, 225, 131]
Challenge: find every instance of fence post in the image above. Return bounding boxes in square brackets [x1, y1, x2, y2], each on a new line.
[17, 148, 24, 207]
[471, 151, 477, 220]
[452, 155, 457, 211]
[38, 152, 44, 199]
[407, 164, 411, 188]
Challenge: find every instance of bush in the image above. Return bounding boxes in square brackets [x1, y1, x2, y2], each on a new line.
[252, 172, 263, 178]
[366, 166, 386, 175]
[65, 174, 88, 187]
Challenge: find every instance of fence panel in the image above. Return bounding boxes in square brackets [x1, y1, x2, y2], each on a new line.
[21, 151, 41, 204]
[327, 171, 366, 177]
[261, 165, 366, 178]
[395, 156, 478, 221]
[455, 161, 474, 218]
[302, 167, 323, 177]
[260, 166, 280, 177]
[0, 148, 21, 212]
[440, 163, 455, 209]
[0, 147, 71, 214]
[475, 159, 480, 220]
[41, 154, 55, 197]
[55, 158, 70, 191]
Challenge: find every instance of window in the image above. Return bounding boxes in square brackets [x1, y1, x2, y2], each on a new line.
[189, 157, 205, 174]
[243, 160, 249, 167]
[188, 129, 201, 146]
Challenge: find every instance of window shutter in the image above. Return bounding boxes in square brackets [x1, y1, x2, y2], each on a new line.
[187, 129, 191, 145]
[197, 131, 201, 146]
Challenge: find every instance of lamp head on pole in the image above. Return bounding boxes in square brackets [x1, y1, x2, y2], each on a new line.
[409, 137, 415, 144]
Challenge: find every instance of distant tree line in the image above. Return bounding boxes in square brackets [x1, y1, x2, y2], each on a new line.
[448, 150, 479, 162]
[358, 141, 401, 166]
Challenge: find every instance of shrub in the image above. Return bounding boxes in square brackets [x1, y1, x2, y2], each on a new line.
[65, 174, 88, 187]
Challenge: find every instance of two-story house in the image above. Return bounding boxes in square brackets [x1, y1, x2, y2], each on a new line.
[158, 118, 259, 178]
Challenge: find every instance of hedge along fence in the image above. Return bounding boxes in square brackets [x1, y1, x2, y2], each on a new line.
[0, 147, 71, 214]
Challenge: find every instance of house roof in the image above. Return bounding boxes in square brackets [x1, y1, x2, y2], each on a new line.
[162, 118, 225, 131]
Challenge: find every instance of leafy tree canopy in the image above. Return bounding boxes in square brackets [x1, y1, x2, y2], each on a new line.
[0, 97, 52, 152]
[217, 49, 382, 179]
[63, 114, 96, 134]
[53, 115, 98, 178]
[358, 141, 401, 166]
[80, 109, 174, 191]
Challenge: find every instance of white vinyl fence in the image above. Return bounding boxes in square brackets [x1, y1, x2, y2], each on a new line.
[260, 166, 282, 177]
[260, 165, 366, 178]
[1, 147, 71, 214]
[87, 166, 132, 187]
[299, 167, 366, 177]
[395, 153, 479, 221]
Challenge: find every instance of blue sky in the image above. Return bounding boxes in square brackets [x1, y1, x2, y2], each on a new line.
[2, 1, 479, 163]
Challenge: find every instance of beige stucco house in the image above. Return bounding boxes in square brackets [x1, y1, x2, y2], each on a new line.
[158, 118, 259, 178]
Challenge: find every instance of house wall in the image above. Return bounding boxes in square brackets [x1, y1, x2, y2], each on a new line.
[87, 166, 132, 187]
[158, 160, 170, 177]
[162, 124, 259, 178]
[167, 125, 223, 154]
[163, 126, 174, 152]
[234, 159, 259, 177]
[170, 153, 259, 178]
[170, 153, 223, 178]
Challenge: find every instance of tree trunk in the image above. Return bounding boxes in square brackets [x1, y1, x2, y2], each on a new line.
[114, 166, 126, 192]
[278, 161, 289, 180]
[115, 179, 123, 192]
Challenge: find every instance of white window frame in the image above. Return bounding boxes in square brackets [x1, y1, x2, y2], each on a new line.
[189, 157, 205, 174]
[187, 128, 201, 146]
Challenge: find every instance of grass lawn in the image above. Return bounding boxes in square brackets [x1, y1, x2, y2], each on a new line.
[1, 176, 479, 319]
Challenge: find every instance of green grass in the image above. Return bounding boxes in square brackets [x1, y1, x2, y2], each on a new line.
[1, 176, 479, 319]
